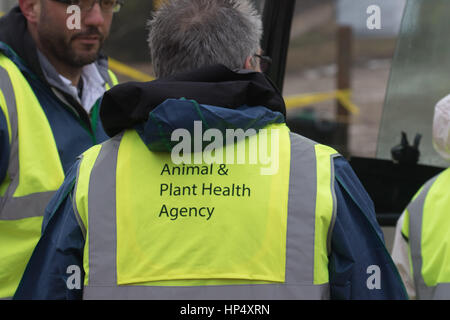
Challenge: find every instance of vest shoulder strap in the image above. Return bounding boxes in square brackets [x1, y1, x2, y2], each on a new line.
[0, 54, 19, 150]
[0, 54, 64, 220]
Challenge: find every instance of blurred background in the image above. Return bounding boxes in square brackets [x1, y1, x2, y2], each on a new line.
[106, 0, 405, 163]
[284, 0, 405, 161]
[0, 0, 405, 161]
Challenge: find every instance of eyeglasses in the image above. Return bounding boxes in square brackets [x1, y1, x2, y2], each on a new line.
[254, 54, 272, 73]
[50, 0, 124, 13]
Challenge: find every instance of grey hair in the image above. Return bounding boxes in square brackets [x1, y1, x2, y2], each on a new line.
[147, 0, 263, 78]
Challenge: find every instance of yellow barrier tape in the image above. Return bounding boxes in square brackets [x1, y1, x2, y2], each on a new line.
[285, 91, 337, 109]
[108, 58, 155, 82]
[153, 0, 167, 10]
[336, 89, 360, 115]
[0, 11, 3, 17]
[285, 89, 360, 115]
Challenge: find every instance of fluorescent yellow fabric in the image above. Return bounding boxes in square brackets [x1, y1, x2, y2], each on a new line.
[0, 78, 11, 197]
[76, 124, 337, 289]
[0, 53, 118, 296]
[401, 184, 425, 239]
[0, 54, 65, 196]
[0, 55, 65, 298]
[106, 70, 119, 89]
[420, 168, 450, 286]
[313, 144, 337, 285]
[74, 144, 102, 286]
[115, 125, 290, 285]
[0, 216, 42, 298]
[401, 209, 410, 239]
[0, 89, 11, 143]
[401, 182, 429, 281]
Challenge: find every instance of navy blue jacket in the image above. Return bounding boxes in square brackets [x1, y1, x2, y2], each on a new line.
[14, 66, 408, 300]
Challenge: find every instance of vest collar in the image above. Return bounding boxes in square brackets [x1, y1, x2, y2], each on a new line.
[135, 98, 285, 152]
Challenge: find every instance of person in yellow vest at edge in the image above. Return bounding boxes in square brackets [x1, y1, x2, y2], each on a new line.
[14, 0, 407, 300]
[0, 0, 121, 299]
[392, 94, 450, 300]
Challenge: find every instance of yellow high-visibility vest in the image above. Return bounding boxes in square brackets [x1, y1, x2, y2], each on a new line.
[402, 168, 450, 299]
[74, 123, 339, 299]
[0, 53, 118, 299]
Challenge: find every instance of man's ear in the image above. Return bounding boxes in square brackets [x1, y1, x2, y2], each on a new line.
[244, 55, 262, 72]
[244, 55, 256, 71]
[19, 0, 41, 24]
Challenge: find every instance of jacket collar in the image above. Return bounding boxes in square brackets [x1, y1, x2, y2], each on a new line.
[100, 64, 287, 138]
[136, 98, 285, 152]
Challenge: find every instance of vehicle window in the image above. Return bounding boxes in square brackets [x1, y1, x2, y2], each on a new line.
[283, 0, 405, 161]
[377, 0, 449, 168]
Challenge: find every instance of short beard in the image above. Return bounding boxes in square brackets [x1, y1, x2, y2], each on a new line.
[37, 5, 104, 68]
[67, 27, 104, 67]
[38, 26, 104, 68]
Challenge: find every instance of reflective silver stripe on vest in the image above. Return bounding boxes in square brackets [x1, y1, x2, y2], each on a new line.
[285, 132, 317, 286]
[84, 283, 329, 300]
[0, 65, 18, 203]
[0, 65, 56, 220]
[0, 65, 18, 147]
[407, 175, 450, 299]
[0, 191, 57, 220]
[87, 134, 122, 288]
[83, 132, 334, 300]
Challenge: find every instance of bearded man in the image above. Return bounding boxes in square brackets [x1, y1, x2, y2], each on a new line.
[0, 0, 121, 299]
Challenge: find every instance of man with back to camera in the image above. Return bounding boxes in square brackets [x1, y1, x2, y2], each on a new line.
[0, 0, 121, 299]
[14, 0, 407, 299]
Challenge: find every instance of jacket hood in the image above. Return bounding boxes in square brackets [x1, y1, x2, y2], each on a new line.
[100, 64, 287, 147]
[136, 98, 285, 152]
